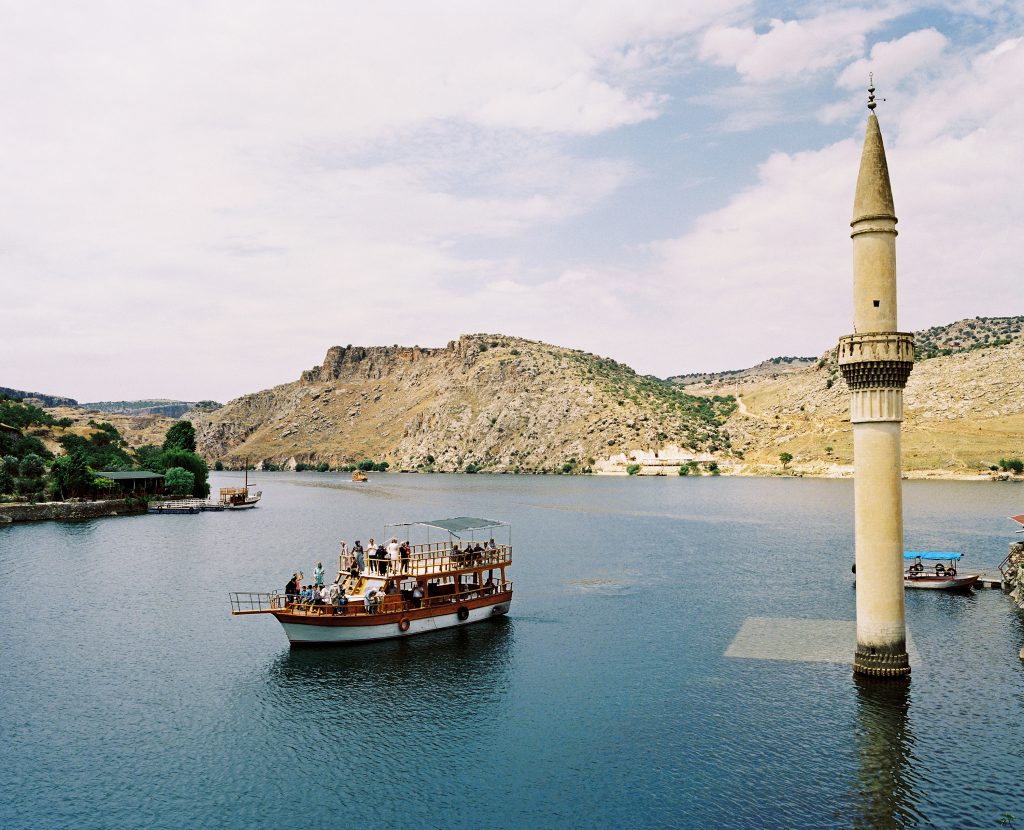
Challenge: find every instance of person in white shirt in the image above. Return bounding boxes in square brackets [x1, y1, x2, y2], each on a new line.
[386, 537, 400, 574]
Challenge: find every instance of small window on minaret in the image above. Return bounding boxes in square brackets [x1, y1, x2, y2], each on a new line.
[873, 300, 880, 307]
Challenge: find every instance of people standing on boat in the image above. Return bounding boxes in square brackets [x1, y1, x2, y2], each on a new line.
[451, 542, 461, 567]
[386, 537, 400, 575]
[411, 583, 423, 608]
[285, 573, 298, 604]
[353, 541, 365, 573]
[400, 540, 411, 573]
[314, 561, 325, 588]
[338, 540, 349, 575]
[375, 542, 388, 575]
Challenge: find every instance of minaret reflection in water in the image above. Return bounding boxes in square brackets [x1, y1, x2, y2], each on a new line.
[848, 677, 922, 829]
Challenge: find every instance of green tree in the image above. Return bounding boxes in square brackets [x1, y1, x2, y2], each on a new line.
[50, 451, 95, 499]
[163, 421, 197, 453]
[316, 462, 330, 472]
[214, 460, 224, 471]
[358, 459, 376, 471]
[134, 444, 165, 473]
[678, 465, 689, 476]
[164, 466, 195, 496]
[626, 463, 641, 476]
[159, 448, 209, 497]
[19, 453, 46, 478]
[0, 462, 14, 496]
[779, 452, 793, 468]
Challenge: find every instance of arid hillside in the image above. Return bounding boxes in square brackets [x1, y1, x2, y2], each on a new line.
[189, 334, 736, 473]
[724, 328, 1024, 476]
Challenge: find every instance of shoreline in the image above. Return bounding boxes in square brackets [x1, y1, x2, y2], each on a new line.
[0, 498, 148, 524]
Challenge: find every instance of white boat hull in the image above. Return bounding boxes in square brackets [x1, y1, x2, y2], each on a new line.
[904, 574, 979, 590]
[278, 600, 511, 644]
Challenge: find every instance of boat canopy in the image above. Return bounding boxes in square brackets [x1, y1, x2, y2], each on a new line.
[904, 551, 962, 561]
[399, 517, 509, 534]
[1011, 515, 1024, 529]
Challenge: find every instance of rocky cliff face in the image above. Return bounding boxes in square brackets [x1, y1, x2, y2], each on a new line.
[190, 334, 735, 472]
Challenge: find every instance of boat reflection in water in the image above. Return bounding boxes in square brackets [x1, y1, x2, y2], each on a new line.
[848, 677, 923, 829]
[262, 616, 515, 723]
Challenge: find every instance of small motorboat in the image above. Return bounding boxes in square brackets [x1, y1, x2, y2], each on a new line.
[351, 470, 368, 482]
[904, 551, 979, 591]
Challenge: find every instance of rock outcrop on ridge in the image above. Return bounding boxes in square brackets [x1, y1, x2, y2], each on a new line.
[189, 334, 736, 473]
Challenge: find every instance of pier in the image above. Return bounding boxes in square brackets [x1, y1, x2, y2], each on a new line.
[147, 499, 225, 514]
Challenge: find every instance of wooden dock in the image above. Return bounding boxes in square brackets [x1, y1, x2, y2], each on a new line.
[148, 499, 225, 515]
[975, 571, 1003, 589]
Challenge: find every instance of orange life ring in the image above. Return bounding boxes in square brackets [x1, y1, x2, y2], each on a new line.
[398, 618, 410, 632]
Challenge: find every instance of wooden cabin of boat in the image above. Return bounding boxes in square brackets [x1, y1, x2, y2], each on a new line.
[229, 517, 513, 644]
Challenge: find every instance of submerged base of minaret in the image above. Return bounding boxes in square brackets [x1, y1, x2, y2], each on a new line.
[854, 643, 910, 678]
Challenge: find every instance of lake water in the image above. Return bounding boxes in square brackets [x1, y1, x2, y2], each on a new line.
[1, 473, 1023, 829]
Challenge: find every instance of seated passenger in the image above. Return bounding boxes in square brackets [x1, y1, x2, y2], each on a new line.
[486, 538, 496, 551]
[411, 584, 424, 608]
[364, 589, 377, 613]
[484, 576, 495, 593]
[335, 588, 348, 612]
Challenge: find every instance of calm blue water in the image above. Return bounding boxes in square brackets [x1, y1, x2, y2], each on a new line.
[1, 473, 1023, 829]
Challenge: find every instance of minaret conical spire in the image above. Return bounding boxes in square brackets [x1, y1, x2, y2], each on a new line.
[853, 114, 896, 223]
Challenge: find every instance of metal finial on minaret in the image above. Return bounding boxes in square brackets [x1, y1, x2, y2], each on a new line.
[868, 73, 876, 111]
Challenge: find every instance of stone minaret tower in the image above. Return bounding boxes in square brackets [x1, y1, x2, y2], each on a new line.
[838, 82, 914, 678]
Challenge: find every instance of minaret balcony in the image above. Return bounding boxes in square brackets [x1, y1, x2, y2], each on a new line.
[837, 332, 914, 390]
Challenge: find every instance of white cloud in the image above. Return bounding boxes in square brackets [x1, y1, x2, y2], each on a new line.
[0, 0, 751, 399]
[836, 27, 948, 89]
[699, 7, 901, 83]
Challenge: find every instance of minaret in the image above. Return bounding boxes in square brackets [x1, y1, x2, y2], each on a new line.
[838, 80, 914, 678]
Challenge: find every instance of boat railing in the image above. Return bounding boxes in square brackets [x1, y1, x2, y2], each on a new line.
[229, 591, 282, 614]
[280, 581, 513, 617]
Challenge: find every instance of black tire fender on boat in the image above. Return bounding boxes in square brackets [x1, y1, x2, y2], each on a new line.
[457, 606, 470, 621]
[935, 564, 946, 576]
[398, 618, 410, 632]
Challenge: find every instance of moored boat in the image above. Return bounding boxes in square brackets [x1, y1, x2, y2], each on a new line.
[903, 551, 979, 591]
[351, 470, 368, 482]
[219, 467, 261, 509]
[229, 516, 513, 644]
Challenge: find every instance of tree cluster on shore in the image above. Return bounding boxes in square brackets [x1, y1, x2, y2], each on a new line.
[0, 396, 208, 502]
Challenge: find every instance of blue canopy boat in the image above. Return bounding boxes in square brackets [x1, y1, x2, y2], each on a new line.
[904, 551, 979, 591]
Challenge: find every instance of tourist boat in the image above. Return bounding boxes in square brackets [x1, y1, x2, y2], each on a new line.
[218, 467, 261, 509]
[351, 470, 368, 482]
[229, 517, 513, 644]
[903, 551, 979, 590]
[1011, 515, 1024, 533]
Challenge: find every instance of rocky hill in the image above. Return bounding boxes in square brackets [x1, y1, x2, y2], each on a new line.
[190, 334, 736, 473]
[83, 399, 221, 418]
[724, 326, 1024, 476]
[914, 316, 1024, 360]
[0, 386, 78, 408]
[668, 356, 816, 388]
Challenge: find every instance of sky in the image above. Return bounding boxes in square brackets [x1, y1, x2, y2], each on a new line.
[1, 0, 1022, 402]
